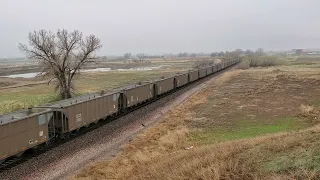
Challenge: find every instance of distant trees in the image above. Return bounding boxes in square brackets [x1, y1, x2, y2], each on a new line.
[178, 52, 189, 57]
[218, 51, 225, 56]
[137, 53, 146, 63]
[19, 29, 102, 99]
[190, 53, 197, 57]
[124, 53, 131, 63]
[124, 53, 131, 59]
[234, 49, 244, 56]
[194, 59, 215, 69]
[245, 49, 254, 55]
[255, 48, 264, 56]
[210, 52, 218, 57]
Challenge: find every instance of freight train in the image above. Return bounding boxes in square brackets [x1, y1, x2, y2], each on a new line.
[0, 58, 240, 164]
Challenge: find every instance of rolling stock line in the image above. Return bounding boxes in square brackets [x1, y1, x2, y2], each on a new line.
[0, 58, 241, 171]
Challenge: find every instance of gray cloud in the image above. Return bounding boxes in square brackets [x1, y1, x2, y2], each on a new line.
[0, 0, 319, 57]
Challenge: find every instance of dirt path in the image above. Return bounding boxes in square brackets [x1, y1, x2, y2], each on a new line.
[0, 67, 234, 180]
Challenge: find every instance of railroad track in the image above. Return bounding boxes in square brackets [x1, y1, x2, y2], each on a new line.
[0, 62, 240, 174]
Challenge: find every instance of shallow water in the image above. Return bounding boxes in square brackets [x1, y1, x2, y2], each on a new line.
[82, 68, 112, 72]
[4, 72, 41, 78]
[2, 66, 162, 78]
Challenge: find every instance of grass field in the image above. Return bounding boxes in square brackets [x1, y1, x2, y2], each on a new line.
[73, 63, 320, 180]
[0, 68, 182, 115]
[0, 57, 203, 115]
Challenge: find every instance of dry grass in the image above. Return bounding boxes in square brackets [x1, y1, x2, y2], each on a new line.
[73, 69, 240, 180]
[107, 126, 320, 180]
[238, 56, 288, 69]
[300, 104, 315, 117]
[73, 67, 320, 180]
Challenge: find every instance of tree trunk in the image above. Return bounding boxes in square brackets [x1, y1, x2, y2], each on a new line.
[58, 75, 72, 99]
[59, 85, 72, 99]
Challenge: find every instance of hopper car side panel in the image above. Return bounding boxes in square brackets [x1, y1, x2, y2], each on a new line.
[123, 84, 153, 108]
[0, 112, 52, 162]
[212, 65, 217, 73]
[154, 77, 175, 96]
[198, 68, 207, 78]
[206, 66, 213, 75]
[189, 71, 199, 82]
[175, 73, 189, 88]
[62, 93, 120, 132]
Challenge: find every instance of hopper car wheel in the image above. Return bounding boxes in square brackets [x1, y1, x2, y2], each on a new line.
[14, 151, 24, 157]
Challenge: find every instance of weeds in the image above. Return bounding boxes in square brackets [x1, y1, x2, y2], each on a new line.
[238, 55, 288, 69]
[73, 68, 320, 180]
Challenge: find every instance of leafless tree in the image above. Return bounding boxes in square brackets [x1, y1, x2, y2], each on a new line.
[19, 29, 102, 99]
[124, 52, 131, 63]
[193, 59, 215, 69]
[255, 48, 264, 56]
[137, 53, 146, 63]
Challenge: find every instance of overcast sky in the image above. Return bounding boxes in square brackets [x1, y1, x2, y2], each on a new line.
[0, 0, 319, 57]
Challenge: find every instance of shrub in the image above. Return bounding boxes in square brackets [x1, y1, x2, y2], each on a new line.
[238, 55, 288, 69]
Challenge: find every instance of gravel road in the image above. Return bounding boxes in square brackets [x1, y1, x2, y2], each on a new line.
[0, 67, 234, 180]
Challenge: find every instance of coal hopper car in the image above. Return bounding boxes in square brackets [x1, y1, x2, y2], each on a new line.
[0, 108, 52, 164]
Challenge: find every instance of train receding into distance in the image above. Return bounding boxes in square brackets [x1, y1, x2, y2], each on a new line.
[0, 59, 240, 164]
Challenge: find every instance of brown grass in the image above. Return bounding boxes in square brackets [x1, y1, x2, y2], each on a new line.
[73, 67, 320, 180]
[107, 126, 320, 180]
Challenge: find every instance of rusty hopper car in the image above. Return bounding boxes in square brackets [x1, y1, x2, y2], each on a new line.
[40, 92, 120, 133]
[198, 68, 207, 78]
[175, 73, 189, 88]
[188, 70, 199, 82]
[122, 83, 154, 108]
[206, 66, 213, 75]
[0, 108, 52, 163]
[154, 77, 175, 96]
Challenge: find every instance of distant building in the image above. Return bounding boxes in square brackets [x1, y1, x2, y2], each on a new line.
[292, 49, 320, 55]
[292, 49, 304, 55]
[303, 49, 320, 55]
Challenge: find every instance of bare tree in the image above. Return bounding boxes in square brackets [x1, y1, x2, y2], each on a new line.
[189, 53, 197, 57]
[124, 52, 131, 63]
[255, 48, 264, 56]
[245, 49, 254, 55]
[124, 53, 131, 59]
[137, 53, 146, 63]
[19, 29, 102, 99]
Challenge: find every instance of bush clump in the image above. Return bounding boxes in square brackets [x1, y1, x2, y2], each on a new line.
[238, 55, 288, 69]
